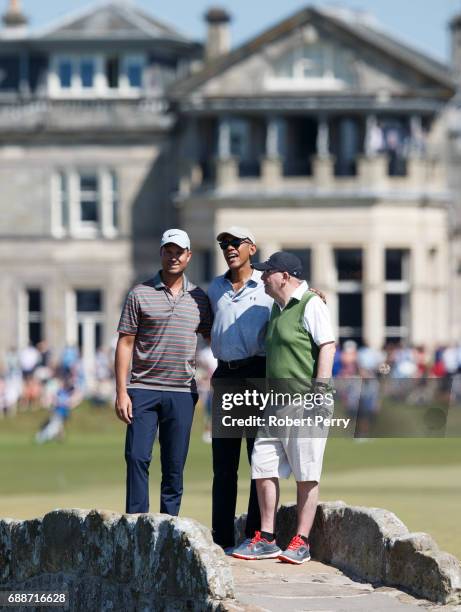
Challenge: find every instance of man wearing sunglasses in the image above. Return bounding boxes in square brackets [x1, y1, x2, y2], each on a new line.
[207, 226, 273, 552]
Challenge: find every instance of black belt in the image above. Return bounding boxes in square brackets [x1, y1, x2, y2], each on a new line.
[218, 356, 265, 370]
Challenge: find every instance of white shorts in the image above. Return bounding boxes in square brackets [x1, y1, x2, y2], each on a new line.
[251, 434, 327, 482]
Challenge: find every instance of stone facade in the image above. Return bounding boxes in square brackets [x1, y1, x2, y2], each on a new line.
[172, 6, 455, 350]
[1, 1, 460, 367]
[0, 1, 200, 374]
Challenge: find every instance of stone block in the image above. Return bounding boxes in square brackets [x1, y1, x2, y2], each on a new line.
[40, 509, 90, 573]
[11, 519, 42, 581]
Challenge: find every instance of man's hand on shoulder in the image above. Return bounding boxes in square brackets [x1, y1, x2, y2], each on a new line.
[115, 389, 132, 424]
[310, 288, 327, 304]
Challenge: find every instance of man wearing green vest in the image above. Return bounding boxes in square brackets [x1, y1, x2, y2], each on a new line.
[232, 251, 336, 564]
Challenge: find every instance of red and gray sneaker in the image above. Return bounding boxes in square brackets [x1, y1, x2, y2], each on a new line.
[232, 531, 281, 560]
[278, 535, 311, 564]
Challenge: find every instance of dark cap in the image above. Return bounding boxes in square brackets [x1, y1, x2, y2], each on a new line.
[252, 251, 303, 278]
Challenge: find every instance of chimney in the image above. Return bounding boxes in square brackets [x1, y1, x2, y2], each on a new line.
[2, 0, 28, 28]
[204, 7, 231, 60]
[450, 12, 461, 90]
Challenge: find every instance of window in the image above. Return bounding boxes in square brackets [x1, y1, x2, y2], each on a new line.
[127, 59, 143, 88]
[80, 58, 95, 88]
[268, 41, 357, 91]
[55, 56, 97, 93]
[77, 290, 102, 313]
[199, 250, 213, 283]
[229, 117, 264, 177]
[58, 59, 72, 88]
[76, 290, 104, 357]
[53, 169, 119, 237]
[335, 249, 363, 344]
[27, 289, 43, 346]
[385, 249, 409, 281]
[335, 249, 362, 282]
[384, 249, 410, 342]
[0, 54, 20, 91]
[52, 54, 147, 96]
[79, 175, 99, 225]
[284, 248, 311, 281]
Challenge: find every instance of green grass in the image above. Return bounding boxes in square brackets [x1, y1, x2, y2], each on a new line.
[1, 403, 460, 559]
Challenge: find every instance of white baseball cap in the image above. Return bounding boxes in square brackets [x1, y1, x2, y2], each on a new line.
[216, 225, 256, 244]
[160, 228, 191, 249]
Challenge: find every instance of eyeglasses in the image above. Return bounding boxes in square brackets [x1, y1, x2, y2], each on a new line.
[218, 238, 250, 250]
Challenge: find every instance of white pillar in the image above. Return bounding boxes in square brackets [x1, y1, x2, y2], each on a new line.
[100, 169, 114, 238]
[364, 114, 378, 157]
[312, 243, 337, 338]
[410, 244, 427, 346]
[433, 243, 450, 346]
[218, 116, 232, 159]
[82, 318, 96, 380]
[17, 287, 28, 349]
[68, 170, 80, 237]
[410, 115, 424, 157]
[262, 116, 284, 185]
[316, 116, 330, 158]
[65, 289, 78, 347]
[258, 242, 281, 262]
[266, 116, 283, 158]
[364, 243, 385, 349]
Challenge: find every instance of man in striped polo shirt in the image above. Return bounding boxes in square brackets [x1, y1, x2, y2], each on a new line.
[115, 229, 212, 515]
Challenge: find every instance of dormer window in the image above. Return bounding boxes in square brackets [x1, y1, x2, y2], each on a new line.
[49, 53, 145, 97]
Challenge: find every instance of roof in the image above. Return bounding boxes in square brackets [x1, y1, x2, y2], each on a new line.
[170, 5, 455, 98]
[34, 0, 192, 43]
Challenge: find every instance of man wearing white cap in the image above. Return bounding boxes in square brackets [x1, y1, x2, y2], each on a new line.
[115, 229, 212, 515]
[208, 225, 273, 551]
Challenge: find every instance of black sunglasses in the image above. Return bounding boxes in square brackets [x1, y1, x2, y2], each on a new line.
[218, 238, 250, 250]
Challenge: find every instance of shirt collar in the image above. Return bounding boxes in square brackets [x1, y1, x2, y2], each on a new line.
[153, 271, 193, 292]
[277, 280, 309, 311]
[223, 268, 259, 287]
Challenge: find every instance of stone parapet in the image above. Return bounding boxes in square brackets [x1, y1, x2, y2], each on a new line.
[0, 509, 234, 612]
[235, 501, 461, 605]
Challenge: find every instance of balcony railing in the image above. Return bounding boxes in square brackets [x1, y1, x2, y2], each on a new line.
[0, 97, 171, 131]
[179, 153, 447, 195]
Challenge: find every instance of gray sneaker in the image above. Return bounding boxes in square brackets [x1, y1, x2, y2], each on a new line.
[232, 531, 281, 560]
[278, 535, 311, 564]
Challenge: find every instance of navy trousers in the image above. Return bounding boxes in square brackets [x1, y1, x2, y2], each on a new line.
[211, 357, 266, 548]
[125, 388, 196, 515]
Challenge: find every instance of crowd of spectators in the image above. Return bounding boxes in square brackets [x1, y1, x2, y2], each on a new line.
[1, 339, 460, 425]
[0, 342, 115, 419]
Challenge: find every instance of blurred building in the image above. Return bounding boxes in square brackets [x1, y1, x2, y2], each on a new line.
[446, 13, 461, 341]
[0, 0, 201, 372]
[172, 6, 455, 349]
[0, 0, 459, 366]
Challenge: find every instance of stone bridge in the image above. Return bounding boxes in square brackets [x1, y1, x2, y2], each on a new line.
[1, 502, 460, 611]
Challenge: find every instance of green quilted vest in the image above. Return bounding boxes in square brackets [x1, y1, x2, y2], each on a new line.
[266, 290, 319, 381]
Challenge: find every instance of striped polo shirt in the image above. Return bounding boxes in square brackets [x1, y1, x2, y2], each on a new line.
[117, 272, 212, 392]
